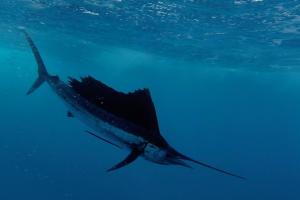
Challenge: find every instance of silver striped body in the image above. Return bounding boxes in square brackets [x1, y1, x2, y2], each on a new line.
[47, 77, 168, 164]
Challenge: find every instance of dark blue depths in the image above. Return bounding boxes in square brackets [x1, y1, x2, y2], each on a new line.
[0, 0, 300, 200]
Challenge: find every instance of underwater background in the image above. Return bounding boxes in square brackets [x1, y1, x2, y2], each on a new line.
[1, 0, 300, 199]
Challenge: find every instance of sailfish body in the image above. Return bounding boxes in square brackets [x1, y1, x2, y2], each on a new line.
[23, 30, 244, 179]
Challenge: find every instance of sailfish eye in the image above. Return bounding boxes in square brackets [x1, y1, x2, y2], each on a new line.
[154, 150, 167, 159]
[51, 75, 60, 83]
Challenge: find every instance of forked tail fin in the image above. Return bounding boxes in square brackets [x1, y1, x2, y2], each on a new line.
[22, 29, 49, 95]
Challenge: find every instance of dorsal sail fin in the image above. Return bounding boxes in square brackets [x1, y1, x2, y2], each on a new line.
[69, 76, 160, 133]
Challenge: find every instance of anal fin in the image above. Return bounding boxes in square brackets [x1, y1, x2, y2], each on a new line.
[107, 147, 142, 172]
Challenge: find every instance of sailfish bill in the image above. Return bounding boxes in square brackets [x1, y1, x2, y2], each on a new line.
[179, 153, 246, 179]
[23, 30, 245, 179]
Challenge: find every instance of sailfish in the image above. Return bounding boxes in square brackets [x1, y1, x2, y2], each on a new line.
[23, 30, 245, 179]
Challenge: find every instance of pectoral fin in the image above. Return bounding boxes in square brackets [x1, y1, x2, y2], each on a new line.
[107, 147, 142, 172]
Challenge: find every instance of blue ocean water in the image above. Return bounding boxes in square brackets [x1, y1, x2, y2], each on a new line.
[1, 0, 300, 199]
